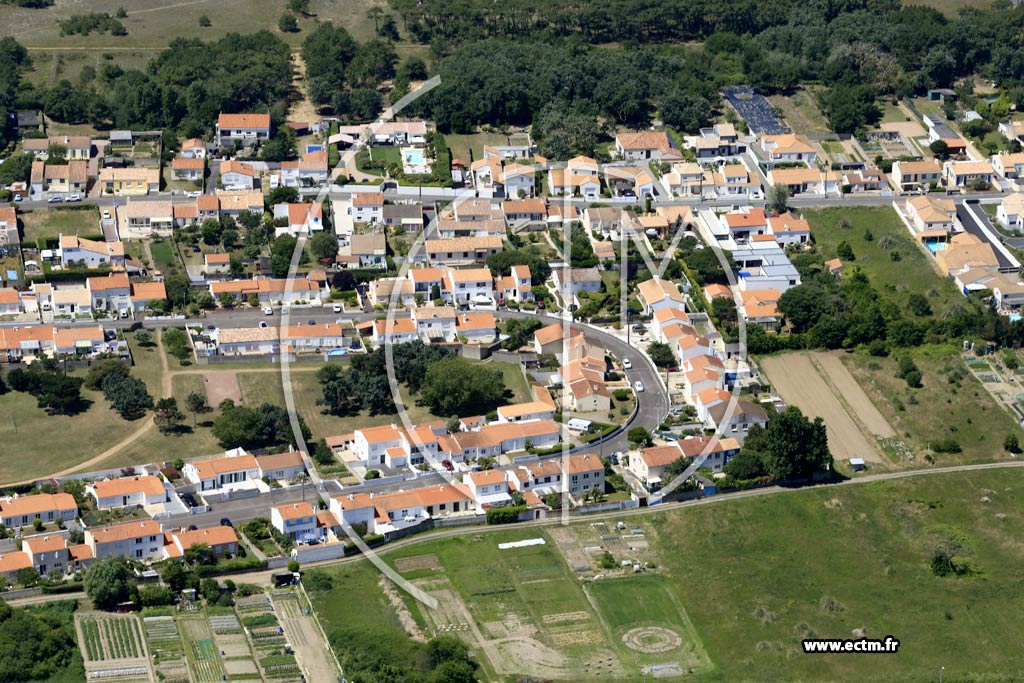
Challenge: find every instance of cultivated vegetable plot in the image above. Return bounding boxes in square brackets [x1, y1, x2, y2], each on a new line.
[76, 615, 145, 662]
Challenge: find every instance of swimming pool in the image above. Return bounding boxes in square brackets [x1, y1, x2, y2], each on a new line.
[405, 149, 426, 165]
[925, 241, 947, 254]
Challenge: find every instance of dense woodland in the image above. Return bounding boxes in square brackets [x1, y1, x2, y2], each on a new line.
[0, 1, 1023, 150]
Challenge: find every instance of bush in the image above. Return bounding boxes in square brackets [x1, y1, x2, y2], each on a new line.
[932, 438, 962, 454]
[486, 506, 525, 525]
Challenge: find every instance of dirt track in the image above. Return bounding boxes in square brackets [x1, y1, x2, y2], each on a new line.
[761, 353, 894, 463]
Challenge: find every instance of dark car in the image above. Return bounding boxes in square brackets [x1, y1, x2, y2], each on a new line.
[220, 517, 233, 527]
[308, 319, 316, 325]
[191, 244, 201, 253]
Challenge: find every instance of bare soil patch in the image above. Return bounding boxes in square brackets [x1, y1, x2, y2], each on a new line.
[202, 371, 242, 405]
[760, 352, 892, 463]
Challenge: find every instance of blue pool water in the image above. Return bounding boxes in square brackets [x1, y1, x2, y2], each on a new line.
[306, 144, 323, 153]
[1011, 314, 1022, 323]
[925, 241, 947, 254]
[405, 149, 426, 164]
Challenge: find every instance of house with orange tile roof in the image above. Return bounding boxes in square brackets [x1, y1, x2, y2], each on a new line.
[707, 400, 768, 442]
[766, 212, 810, 247]
[181, 138, 207, 159]
[456, 311, 496, 342]
[130, 280, 167, 312]
[31, 160, 87, 197]
[693, 388, 731, 422]
[637, 278, 687, 315]
[629, 436, 740, 488]
[767, 166, 839, 196]
[891, 160, 942, 192]
[0, 324, 110, 361]
[0, 288, 21, 315]
[464, 468, 511, 509]
[58, 234, 125, 269]
[220, 160, 255, 190]
[740, 289, 782, 330]
[171, 525, 239, 559]
[722, 208, 769, 243]
[86, 272, 132, 314]
[759, 133, 816, 165]
[350, 191, 385, 224]
[23, 534, 94, 575]
[216, 112, 271, 147]
[509, 453, 604, 498]
[331, 483, 475, 535]
[0, 205, 18, 247]
[943, 160, 996, 190]
[369, 316, 418, 346]
[411, 305, 457, 341]
[85, 520, 165, 562]
[214, 190, 265, 216]
[256, 450, 306, 481]
[0, 551, 32, 582]
[183, 450, 261, 492]
[271, 502, 319, 542]
[209, 275, 325, 306]
[614, 131, 681, 161]
[204, 252, 232, 274]
[272, 202, 324, 236]
[171, 156, 204, 181]
[496, 398, 557, 424]
[87, 475, 168, 510]
[425, 237, 503, 266]
[442, 267, 494, 307]
[0, 493, 77, 529]
[99, 166, 160, 196]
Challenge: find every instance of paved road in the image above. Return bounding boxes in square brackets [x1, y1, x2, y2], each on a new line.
[956, 201, 1021, 271]
[12, 458, 1024, 608]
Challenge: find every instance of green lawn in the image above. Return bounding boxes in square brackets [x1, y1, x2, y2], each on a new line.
[802, 207, 962, 317]
[0, 386, 127, 484]
[312, 468, 1024, 683]
[148, 239, 181, 276]
[841, 346, 1019, 467]
[235, 359, 531, 440]
[20, 207, 100, 245]
[443, 133, 510, 163]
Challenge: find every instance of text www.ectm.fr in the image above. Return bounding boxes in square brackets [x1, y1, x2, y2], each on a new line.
[802, 637, 900, 654]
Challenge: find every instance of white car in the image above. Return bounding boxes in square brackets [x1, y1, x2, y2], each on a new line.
[102, 210, 111, 219]
[186, 191, 202, 199]
[12, 194, 21, 202]
[262, 306, 273, 315]
[332, 304, 342, 313]
[622, 358, 632, 370]
[66, 194, 81, 202]
[634, 381, 645, 393]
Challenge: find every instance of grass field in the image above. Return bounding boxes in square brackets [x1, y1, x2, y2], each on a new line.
[20, 207, 101, 244]
[802, 207, 962, 317]
[902, 0, 991, 17]
[841, 345, 1019, 467]
[768, 88, 830, 135]
[12, 0, 398, 88]
[444, 133, 512, 163]
[236, 359, 532, 439]
[313, 468, 1024, 682]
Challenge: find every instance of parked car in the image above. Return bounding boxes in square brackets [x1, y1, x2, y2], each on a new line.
[259, 321, 268, 328]
[332, 304, 342, 313]
[48, 195, 62, 203]
[308, 319, 316, 325]
[220, 518, 233, 528]
[12, 194, 21, 202]
[622, 358, 632, 370]
[263, 306, 273, 315]
[191, 244, 200, 252]
[66, 194, 81, 202]
[102, 210, 111, 219]
[634, 380, 645, 392]
[186, 190, 202, 199]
